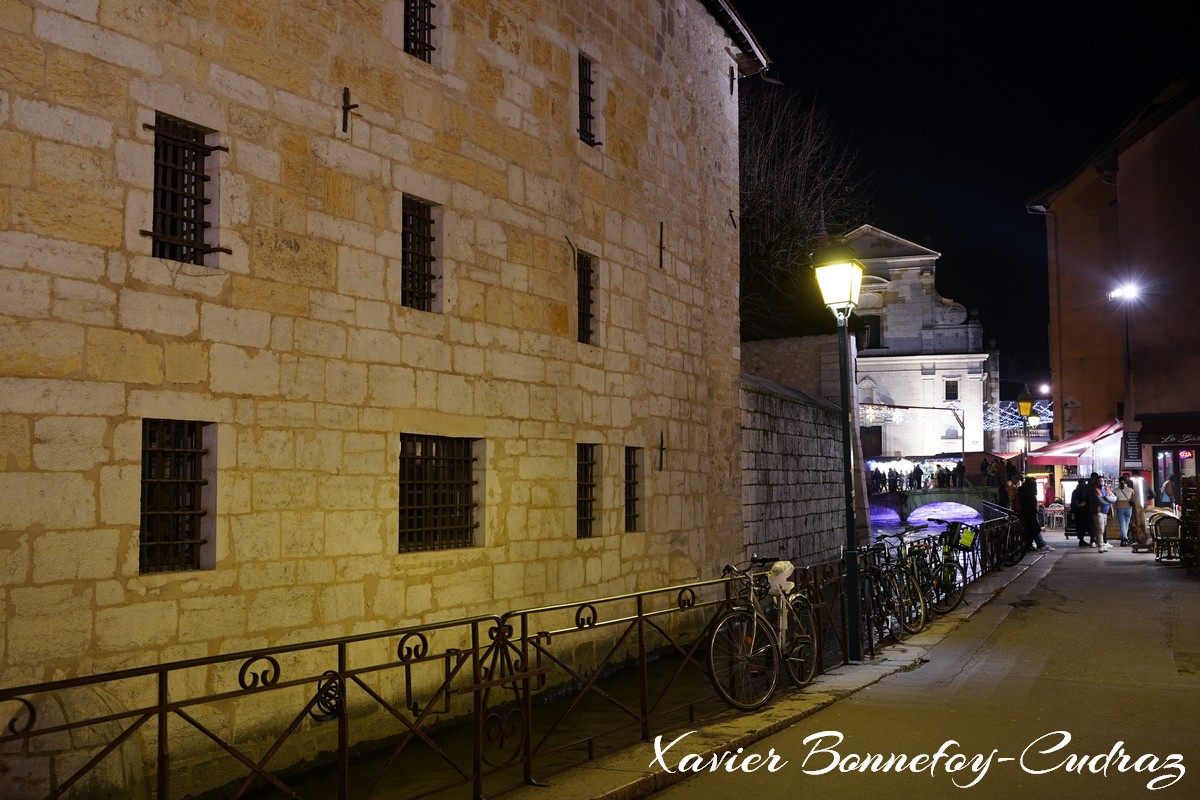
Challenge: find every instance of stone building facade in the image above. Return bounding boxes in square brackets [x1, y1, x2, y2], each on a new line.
[0, 0, 765, 693]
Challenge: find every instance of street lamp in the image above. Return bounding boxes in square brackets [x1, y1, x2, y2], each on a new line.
[1109, 282, 1140, 471]
[1017, 385, 1034, 475]
[813, 242, 865, 660]
[1108, 283, 1138, 412]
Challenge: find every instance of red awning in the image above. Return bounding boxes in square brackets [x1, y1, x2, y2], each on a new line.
[1026, 419, 1124, 465]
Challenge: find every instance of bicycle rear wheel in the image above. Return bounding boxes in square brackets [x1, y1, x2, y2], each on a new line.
[707, 609, 779, 710]
[780, 593, 817, 688]
[1000, 519, 1026, 567]
[860, 570, 902, 650]
[895, 570, 927, 634]
[929, 560, 967, 613]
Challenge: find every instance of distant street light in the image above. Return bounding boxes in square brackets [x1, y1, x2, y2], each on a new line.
[1018, 385, 1034, 476]
[813, 241, 865, 661]
[1109, 282, 1139, 469]
[1108, 283, 1139, 407]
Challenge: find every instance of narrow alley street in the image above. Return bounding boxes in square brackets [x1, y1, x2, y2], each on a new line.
[643, 546, 1199, 799]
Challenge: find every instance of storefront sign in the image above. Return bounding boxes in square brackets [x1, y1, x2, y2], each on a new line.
[1123, 431, 1142, 468]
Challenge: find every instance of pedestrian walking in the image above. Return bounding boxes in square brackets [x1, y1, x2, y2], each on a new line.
[1016, 476, 1054, 551]
[1090, 473, 1116, 552]
[1070, 479, 1093, 546]
[1112, 474, 1138, 546]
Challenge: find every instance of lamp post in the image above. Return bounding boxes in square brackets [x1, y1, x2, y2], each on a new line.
[1017, 385, 1034, 476]
[813, 242, 865, 661]
[1108, 283, 1138, 426]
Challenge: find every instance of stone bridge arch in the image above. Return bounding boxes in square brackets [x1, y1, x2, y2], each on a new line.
[869, 486, 996, 523]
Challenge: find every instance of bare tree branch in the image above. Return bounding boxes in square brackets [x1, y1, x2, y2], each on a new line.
[739, 79, 871, 339]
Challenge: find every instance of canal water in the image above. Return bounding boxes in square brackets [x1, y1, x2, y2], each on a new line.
[869, 499, 984, 540]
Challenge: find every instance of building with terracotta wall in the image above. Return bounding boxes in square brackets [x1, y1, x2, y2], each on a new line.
[1028, 77, 1200, 491]
[0, 0, 766, 694]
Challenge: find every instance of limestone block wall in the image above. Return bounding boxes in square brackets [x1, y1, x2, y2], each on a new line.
[0, 0, 746, 692]
[740, 374, 844, 565]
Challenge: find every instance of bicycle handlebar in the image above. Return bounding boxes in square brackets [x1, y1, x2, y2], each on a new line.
[722, 554, 781, 577]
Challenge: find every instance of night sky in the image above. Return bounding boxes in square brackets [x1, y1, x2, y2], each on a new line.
[733, 2, 1198, 393]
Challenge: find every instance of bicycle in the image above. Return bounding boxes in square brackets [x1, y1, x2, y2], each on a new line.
[857, 546, 906, 650]
[920, 518, 972, 613]
[707, 557, 818, 711]
[872, 532, 928, 635]
[996, 512, 1027, 568]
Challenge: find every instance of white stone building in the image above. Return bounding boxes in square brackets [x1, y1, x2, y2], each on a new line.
[846, 225, 997, 460]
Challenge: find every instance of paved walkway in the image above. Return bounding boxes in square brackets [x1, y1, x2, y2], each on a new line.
[504, 543, 1199, 799]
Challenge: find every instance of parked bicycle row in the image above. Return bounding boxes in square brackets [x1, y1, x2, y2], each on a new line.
[706, 511, 1029, 712]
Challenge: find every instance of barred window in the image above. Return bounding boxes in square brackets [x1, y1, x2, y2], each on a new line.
[399, 434, 478, 552]
[140, 419, 213, 574]
[945, 380, 960, 402]
[577, 443, 599, 539]
[141, 112, 228, 266]
[577, 52, 600, 146]
[404, 0, 436, 63]
[624, 446, 642, 532]
[577, 250, 595, 344]
[402, 195, 439, 312]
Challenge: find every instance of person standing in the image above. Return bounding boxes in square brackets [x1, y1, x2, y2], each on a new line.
[1091, 473, 1117, 552]
[1016, 476, 1054, 551]
[1161, 473, 1178, 511]
[1112, 475, 1138, 546]
[1071, 479, 1093, 547]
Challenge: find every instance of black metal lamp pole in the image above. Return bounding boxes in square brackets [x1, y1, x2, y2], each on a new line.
[835, 307, 861, 661]
[1017, 385, 1033, 476]
[813, 241, 865, 662]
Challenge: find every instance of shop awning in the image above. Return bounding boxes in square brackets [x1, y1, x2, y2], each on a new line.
[1026, 419, 1124, 465]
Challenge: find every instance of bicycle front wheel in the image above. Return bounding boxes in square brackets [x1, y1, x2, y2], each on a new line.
[707, 609, 779, 711]
[780, 593, 817, 688]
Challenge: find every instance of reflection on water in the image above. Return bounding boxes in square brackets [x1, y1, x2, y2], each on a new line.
[870, 500, 983, 540]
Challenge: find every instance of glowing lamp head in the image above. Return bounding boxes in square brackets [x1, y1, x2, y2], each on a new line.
[1108, 283, 1140, 301]
[812, 243, 865, 316]
[1017, 385, 1034, 418]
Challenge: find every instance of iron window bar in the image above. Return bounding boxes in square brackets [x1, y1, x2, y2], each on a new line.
[577, 52, 600, 146]
[577, 443, 598, 539]
[404, 0, 437, 62]
[141, 419, 209, 574]
[139, 113, 230, 265]
[577, 251, 594, 344]
[398, 434, 478, 552]
[624, 447, 640, 532]
[401, 195, 437, 311]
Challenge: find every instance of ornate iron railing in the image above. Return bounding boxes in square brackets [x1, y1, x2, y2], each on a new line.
[0, 527, 1018, 799]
